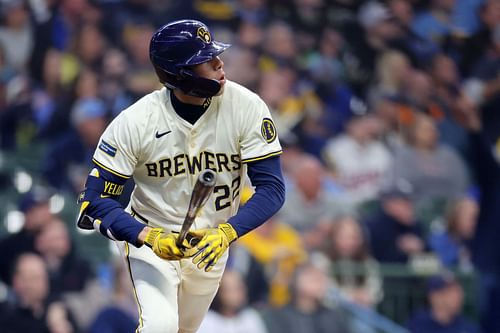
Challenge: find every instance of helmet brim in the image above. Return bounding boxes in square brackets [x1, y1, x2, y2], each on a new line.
[184, 41, 231, 66]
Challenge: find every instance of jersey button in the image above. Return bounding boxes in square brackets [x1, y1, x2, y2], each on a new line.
[190, 143, 196, 148]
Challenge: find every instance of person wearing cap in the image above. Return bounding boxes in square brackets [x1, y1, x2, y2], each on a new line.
[406, 273, 481, 333]
[41, 96, 109, 193]
[0, 187, 53, 285]
[364, 181, 426, 263]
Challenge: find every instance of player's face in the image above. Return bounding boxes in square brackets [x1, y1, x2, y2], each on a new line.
[192, 56, 226, 96]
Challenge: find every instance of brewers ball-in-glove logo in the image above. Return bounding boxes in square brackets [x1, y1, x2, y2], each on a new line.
[197, 27, 211, 43]
[261, 118, 277, 143]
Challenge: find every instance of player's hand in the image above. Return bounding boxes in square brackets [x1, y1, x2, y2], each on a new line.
[143, 228, 194, 260]
[188, 223, 238, 272]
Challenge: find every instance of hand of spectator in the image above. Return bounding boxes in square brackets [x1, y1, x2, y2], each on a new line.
[397, 234, 424, 255]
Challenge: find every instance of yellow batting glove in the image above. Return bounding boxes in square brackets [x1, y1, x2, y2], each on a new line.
[143, 228, 194, 260]
[189, 223, 238, 272]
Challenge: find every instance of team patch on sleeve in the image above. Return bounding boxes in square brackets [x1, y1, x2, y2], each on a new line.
[261, 118, 277, 143]
[98, 140, 117, 157]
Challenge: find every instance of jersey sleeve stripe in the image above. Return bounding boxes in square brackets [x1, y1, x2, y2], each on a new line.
[241, 150, 282, 163]
[92, 158, 131, 179]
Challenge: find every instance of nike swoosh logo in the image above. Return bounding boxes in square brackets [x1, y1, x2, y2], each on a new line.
[100, 194, 110, 198]
[155, 130, 172, 138]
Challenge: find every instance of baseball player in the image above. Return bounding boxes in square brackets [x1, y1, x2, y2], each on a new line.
[76, 19, 285, 333]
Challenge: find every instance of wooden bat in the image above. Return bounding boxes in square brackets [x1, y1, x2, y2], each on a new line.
[176, 169, 217, 248]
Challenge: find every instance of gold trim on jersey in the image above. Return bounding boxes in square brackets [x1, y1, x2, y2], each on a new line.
[125, 242, 145, 333]
[241, 150, 282, 163]
[92, 158, 131, 179]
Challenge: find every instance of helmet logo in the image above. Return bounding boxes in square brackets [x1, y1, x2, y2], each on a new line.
[197, 27, 211, 43]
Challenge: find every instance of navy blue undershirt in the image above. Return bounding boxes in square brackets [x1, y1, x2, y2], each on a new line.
[170, 90, 210, 124]
[229, 156, 285, 236]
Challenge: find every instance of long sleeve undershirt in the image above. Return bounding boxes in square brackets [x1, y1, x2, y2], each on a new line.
[228, 156, 285, 236]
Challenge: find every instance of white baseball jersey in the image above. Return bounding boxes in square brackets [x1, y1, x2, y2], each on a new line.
[93, 80, 282, 232]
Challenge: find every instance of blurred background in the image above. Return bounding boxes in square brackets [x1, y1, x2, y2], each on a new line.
[0, 0, 499, 332]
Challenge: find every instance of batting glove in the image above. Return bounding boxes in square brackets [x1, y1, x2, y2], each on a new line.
[189, 223, 238, 272]
[143, 228, 194, 260]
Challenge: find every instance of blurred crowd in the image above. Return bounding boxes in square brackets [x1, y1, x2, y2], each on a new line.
[1, 0, 500, 332]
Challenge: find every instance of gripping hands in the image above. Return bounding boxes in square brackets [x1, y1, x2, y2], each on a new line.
[188, 223, 238, 272]
[143, 228, 194, 260]
[142, 223, 238, 271]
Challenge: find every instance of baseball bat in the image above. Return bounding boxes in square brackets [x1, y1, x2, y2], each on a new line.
[176, 169, 217, 248]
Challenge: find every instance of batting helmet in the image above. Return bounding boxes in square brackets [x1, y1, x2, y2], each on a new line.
[149, 19, 230, 98]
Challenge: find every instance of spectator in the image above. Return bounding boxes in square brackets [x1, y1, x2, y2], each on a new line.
[365, 184, 426, 263]
[407, 273, 481, 333]
[411, 0, 457, 48]
[367, 50, 411, 106]
[42, 96, 108, 193]
[372, 95, 406, 149]
[257, 66, 323, 150]
[0, 73, 34, 150]
[99, 48, 134, 118]
[87, 259, 137, 333]
[34, 217, 94, 296]
[262, 262, 351, 333]
[71, 23, 107, 71]
[237, 20, 264, 50]
[222, 46, 260, 92]
[0, 187, 53, 284]
[238, 216, 307, 307]
[197, 270, 268, 333]
[43, 67, 102, 142]
[0, 0, 33, 71]
[387, 0, 439, 67]
[427, 53, 470, 154]
[466, 24, 500, 142]
[32, 49, 68, 141]
[457, 97, 500, 332]
[260, 21, 298, 69]
[121, 22, 158, 98]
[322, 113, 392, 206]
[323, 216, 382, 308]
[393, 70, 446, 126]
[459, 0, 500, 76]
[0, 253, 77, 333]
[429, 195, 478, 269]
[387, 112, 469, 212]
[227, 244, 270, 307]
[278, 154, 351, 233]
[342, 1, 400, 97]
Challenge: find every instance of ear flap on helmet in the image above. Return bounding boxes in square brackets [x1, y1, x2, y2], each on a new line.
[177, 69, 221, 98]
[153, 66, 221, 98]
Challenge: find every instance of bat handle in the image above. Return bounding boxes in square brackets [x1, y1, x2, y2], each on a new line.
[176, 229, 188, 248]
[177, 232, 200, 249]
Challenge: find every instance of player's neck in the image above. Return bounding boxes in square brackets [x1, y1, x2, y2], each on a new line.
[173, 89, 206, 106]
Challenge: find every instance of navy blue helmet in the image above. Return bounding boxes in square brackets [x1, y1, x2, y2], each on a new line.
[149, 19, 230, 98]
